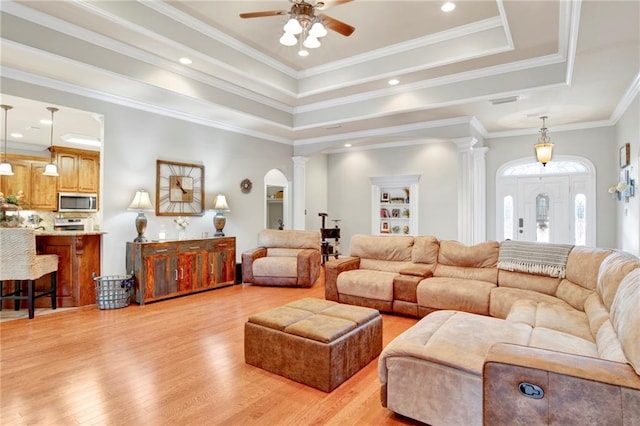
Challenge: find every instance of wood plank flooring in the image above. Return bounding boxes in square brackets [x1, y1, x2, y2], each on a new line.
[1, 272, 424, 425]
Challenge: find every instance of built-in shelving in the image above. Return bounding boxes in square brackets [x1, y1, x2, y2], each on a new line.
[370, 174, 420, 236]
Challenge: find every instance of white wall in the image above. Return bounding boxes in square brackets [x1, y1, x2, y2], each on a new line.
[615, 94, 639, 256]
[2, 78, 294, 275]
[305, 154, 329, 231]
[326, 142, 459, 255]
[485, 126, 619, 248]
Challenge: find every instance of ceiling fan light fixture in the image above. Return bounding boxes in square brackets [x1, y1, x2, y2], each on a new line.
[303, 35, 320, 48]
[298, 49, 309, 57]
[280, 31, 297, 46]
[283, 18, 303, 34]
[309, 21, 327, 38]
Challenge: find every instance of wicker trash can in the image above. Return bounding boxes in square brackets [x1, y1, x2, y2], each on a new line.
[93, 273, 133, 309]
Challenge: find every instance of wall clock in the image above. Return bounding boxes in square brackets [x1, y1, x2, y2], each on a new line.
[240, 178, 253, 194]
[156, 159, 205, 216]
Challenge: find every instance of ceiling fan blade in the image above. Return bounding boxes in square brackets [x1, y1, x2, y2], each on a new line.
[319, 14, 355, 36]
[239, 10, 288, 19]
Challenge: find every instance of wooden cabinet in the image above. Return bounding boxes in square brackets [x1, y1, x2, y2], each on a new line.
[370, 174, 420, 236]
[0, 155, 57, 210]
[35, 233, 102, 307]
[51, 146, 100, 194]
[126, 237, 236, 305]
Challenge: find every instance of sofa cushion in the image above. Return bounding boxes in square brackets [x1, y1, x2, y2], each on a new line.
[350, 234, 413, 262]
[267, 247, 304, 257]
[379, 311, 532, 379]
[253, 256, 297, 278]
[336, 269, 396, 302]
[529, 327, 599, 358]
[360, 258, 413, 273]
[506, 300, 593, 342]
[497, 270, 560, 295]
[595, 319, 628, 364]
[489, 286, 570, 319]
[565, 246, 612, 291]
[597, 250, 640, 309]
[411, 235, 439, 264]
[555, 279, 594, 311]
[258, 229, 320, 250]
[437, 240, 499, 268]
[417, 277, 495, 315]
[609, 268, 640, 374]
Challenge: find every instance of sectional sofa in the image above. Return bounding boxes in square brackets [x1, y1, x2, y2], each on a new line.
[325, 235, 640, 425]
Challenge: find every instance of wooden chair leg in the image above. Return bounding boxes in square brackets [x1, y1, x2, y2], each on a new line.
[28, 280, 35, 319]
[14, 280, 21, 311]
[51, 271, 57, 310]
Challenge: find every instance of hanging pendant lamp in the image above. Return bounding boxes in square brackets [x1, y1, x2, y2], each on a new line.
[0, 105, 14, 176]
[534, 115, 554, 167]
[43, 107, 60, 176]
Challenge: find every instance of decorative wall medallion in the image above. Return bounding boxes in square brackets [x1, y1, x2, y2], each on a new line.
[156, 159, 205, 216]
[240, 178, 253, 194]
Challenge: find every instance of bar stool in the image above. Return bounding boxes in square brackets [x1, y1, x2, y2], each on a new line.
[0, 228, 58, 319]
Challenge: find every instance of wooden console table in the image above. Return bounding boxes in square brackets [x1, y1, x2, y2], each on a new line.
[126, 237, 235, 305]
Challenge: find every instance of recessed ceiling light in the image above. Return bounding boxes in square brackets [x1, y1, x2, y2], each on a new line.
[344, 143, 352, 148]
[179, 57, 192, 65]
[39, 118, 52, 125]
[441, 2, 456, 12]
[10, 133, 23, 138]
[388, 79, 399, 86]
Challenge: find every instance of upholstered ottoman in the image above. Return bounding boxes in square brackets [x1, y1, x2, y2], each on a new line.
[244, 297, 383, 392]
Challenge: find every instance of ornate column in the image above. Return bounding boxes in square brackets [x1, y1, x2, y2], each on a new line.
[292, 156, 309, 230]
[454, 138, 487, 244]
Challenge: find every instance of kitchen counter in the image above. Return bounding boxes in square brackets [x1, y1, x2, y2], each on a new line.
[35, 230, 107, 236]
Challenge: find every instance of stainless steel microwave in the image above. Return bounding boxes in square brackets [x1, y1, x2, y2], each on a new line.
[58, 192, 98, 212]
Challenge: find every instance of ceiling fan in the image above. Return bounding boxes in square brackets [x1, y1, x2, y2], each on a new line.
[240, 0, 356, 42]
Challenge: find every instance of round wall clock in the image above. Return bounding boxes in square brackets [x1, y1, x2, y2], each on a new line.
[240, 178, 252, 194]
[156, 159, 205, 216]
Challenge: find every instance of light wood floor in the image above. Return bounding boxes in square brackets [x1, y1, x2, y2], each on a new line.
[0, 271, 424, 425]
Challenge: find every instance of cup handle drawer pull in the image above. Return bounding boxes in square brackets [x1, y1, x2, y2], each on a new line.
[519, 382, 544, 399]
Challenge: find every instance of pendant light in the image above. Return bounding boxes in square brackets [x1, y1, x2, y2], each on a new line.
[534, 115, 554, 167]
[0, 105, 14, 176]
[43, 107, 60, 176]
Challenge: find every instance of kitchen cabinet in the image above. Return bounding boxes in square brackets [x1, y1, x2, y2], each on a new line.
[126, 237, 236, 305]
[370, 174, 420, 236]
[35, 233, 103, 307]
[0, 155, 57, 211]
[51, 146, 100, 194]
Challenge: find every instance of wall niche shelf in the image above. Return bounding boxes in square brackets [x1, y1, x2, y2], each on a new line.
[370, 174, 420, 236]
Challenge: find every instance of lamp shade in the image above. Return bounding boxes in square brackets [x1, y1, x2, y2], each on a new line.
[0, 161, 14, 176]
[128, 189, 154, 211]
[42, 162, 59, 176]
[212, 194, 230, 211]
[535, 142, 553, 166]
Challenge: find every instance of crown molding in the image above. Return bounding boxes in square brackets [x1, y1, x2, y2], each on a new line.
[610, 71, 640, 124]
[1, 66, 294, 145]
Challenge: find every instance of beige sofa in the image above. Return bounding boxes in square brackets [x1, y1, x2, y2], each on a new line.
[325, 235, 640, 425]
[242, 229, 321, 287]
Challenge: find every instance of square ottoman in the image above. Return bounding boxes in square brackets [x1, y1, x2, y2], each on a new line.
[244, 297, 383, 392]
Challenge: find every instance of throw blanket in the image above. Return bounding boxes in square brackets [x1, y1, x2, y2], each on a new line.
[498, 241, 574, 278]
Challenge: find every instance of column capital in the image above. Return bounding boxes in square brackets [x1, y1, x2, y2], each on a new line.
[292, 156, 310, 167]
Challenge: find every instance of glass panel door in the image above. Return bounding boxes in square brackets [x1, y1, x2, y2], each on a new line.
[516, 176, 570, 243]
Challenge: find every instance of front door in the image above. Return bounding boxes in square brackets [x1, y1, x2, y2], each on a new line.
[516, 176, 570, 243]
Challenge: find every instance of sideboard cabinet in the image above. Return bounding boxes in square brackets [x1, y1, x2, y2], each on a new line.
[126, 237, 235, 305]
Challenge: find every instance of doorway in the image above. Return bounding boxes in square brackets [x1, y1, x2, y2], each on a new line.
[496, 157, 595, 246]
[264, 169, 289, 230]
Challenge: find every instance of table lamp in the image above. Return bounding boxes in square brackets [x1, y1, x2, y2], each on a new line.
[212, 194, 230, 236]
[128, 189, 154, 242]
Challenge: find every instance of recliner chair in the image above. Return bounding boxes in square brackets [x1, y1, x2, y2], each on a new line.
[242, 229, 321, 287]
